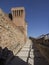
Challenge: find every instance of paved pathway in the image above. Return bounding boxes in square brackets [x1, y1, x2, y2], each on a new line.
[7, 39, 49, 65]
[7, 39, 33, 65]
[16, 39, 34, 65]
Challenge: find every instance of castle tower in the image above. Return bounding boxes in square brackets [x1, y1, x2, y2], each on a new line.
[11, 7, 27, 42]
[11, 7, 25, 27]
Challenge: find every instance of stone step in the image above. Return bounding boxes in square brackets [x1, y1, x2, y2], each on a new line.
[28, 58, 34, 65]
[18, 56, 28, 62]
[16, 40, 32, 62]
[17, 51, 29, 57]
[21, 48, 30, 51]
[30, 54, 34, 58]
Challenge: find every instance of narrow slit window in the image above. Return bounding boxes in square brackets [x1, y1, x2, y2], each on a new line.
[17, 10, 18, 16]
[15, 10, 16, 16]
[19, 10, 20, 16]
[21, 10, 23, 16]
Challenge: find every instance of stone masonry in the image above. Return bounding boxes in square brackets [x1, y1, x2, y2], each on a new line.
[0, 7, 27, 55]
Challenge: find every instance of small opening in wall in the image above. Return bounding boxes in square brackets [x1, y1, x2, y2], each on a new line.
[15, 10, 16, 17]
[19, 10, 20, 16]
[9, 13, 12, 20]
[21, 10, 23, 16]
[17, 10, 18, 16]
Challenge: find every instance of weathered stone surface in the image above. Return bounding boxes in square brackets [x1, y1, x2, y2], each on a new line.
[0, 9, 26, 55]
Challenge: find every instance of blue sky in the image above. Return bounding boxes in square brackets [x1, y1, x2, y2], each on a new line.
[0, 0, 49, 37]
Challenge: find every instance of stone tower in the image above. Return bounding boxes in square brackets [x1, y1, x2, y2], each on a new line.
[11, 7, 27, 41]
[11, 7, 25, 27]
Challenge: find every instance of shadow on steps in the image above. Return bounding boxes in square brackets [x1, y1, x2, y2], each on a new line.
[0, 47, 29, 65]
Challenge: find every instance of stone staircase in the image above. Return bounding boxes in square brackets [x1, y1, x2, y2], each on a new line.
[16, 39, 49, 65]
[7, 39, 34, 65]
[6, 39, 49, 65]
[14, 39, 34, 65]
[16, 39, 34, 64]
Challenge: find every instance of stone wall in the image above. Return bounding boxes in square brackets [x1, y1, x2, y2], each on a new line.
[0, 9, 26, 55]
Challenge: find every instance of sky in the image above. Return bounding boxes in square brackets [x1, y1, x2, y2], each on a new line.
[0, 0, 49, 37]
